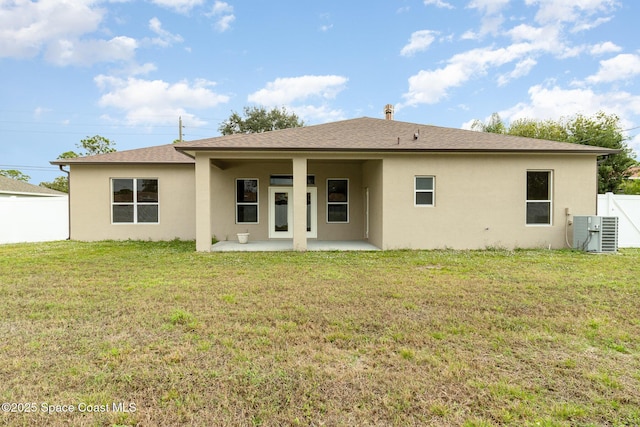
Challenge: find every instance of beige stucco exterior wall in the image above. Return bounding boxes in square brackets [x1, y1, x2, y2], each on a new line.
[69, 164, 195, 241]
[380, 153, 598, 250]
[68, 151, 599, 250]
[208, 159, 365, 242]
[362, 160, 383, 248]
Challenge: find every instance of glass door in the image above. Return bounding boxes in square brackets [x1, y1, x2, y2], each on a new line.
[269, 187, 316, 239]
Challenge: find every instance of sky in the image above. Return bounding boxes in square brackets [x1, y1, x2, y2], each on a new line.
[1, 0, 640, 185]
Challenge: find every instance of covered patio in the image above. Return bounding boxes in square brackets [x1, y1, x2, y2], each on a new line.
[211, 239, 380, 252]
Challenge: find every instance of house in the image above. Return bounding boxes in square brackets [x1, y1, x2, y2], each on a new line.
[0, 175, 68, 243]
[0, 175, 67, 198]
[51, 116, 617, 251]
[627, 166, 640, 180]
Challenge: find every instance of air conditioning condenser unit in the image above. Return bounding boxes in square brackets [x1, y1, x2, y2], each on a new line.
[573, 215, 618, 253]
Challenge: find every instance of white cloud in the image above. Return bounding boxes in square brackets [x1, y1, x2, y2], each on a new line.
[423, 0, 454, 9]
[0, 0, 188, 66]
[247, 75, 348, 124]
[497, 58, 537, 86]
[94, 75, 229, 125]
[467, 0, 510, 15]
[400, 30, 438, 57]
[402, 44, 536, 105]
[45, 36, 138, 66]
[402, 0, 620, 107]
[149, 0, 205, 14]
[208, 1, 235, 32]
[467, 0, 510, 36]
[0, 0, 103, 59]
[590, 41, 622, 55]
[293, 105, 346, 123]
[460, 30, 478, 40]
[525, 0, 618, 27]
[500, 84, 640, 125]
[126, 62, 158, 76]
[585, 53, 640, 84]
[572, 16, 612, 32]
[214, 14, 235, 32]
[248, 75, 348, 105]
[148, 18, 183, 47]
[33, 107, 51, 118]
[211, 0, 233, 14]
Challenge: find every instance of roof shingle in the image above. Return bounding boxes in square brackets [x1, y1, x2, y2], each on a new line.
[51, 144, 194, 165]
[51, 117, 618, 166]
[175, 117, 617, 154]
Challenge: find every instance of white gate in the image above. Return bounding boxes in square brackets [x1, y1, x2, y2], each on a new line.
[597, 192, 640, 248]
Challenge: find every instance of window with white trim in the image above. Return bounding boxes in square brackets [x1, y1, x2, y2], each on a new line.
[526, 171, 552, 225]
[236, 178, 258, 223]
[112, 178, 158, 224]
[415, 176, 435, 206]
[327, 179, 348, 222]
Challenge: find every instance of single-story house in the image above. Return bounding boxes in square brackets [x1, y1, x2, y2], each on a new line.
[51, 116, 617, 251]
[0, 175, 66, 198]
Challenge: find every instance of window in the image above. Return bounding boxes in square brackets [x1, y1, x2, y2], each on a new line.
[236, 179, 258, 223]
[415, 176, 435, 206]
[327, 179, 348, 222]
[526, 171, 552, 225]
[112, 178, 158, 224]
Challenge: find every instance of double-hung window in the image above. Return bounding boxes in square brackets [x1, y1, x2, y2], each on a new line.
[415, 176, 435, 206]
[327, 179, 348, 223]
[112, 178, 159, 224]
[526, 171, 552, 225]
[236, 179, 258, 223]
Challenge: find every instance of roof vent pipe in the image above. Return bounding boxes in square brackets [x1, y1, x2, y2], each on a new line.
[384, 104, 394, 120]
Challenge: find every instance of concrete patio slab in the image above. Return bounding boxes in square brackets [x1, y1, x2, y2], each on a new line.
[211, 240, 379, 252]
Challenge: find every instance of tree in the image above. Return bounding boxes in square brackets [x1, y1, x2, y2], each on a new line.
[40, 176, 68, 193]
[39, 135, 117, 193]
[218, 106, 304, 135]
[564, 112, 637, 193]
[473, 112, 637, 193]
[619, 179, 640, 195]
[508, 118, 568, 141]
[60, 135, 116, 158]
[471, 112, 506, 134]
[0, 169, 30, 182]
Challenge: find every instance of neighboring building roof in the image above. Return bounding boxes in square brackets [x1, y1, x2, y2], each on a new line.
[51, 117, 618, 166]
[627, 166, 640, 179]
[51, 143, 195, 165]
[0, 175, 66, 196]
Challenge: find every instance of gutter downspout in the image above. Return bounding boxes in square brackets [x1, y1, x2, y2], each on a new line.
[59, 165, 71, 240]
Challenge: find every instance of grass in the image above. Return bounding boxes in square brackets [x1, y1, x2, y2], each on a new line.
[0, 240, 639, 426]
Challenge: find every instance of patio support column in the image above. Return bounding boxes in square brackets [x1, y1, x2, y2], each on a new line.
[195, 154, 212, 252]
[292, 156, 307, 251]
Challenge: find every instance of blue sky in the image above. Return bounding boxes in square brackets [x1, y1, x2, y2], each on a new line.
[2, 0, 639, 184]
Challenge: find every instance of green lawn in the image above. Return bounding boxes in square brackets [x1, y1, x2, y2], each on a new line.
[0, 241, 639, 426]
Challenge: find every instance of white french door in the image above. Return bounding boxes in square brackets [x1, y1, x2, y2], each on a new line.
[268, 187, 317, 239]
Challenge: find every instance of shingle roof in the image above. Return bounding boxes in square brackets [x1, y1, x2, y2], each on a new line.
[175, 117, 618, 155]
[51, 143, 195, 165]
[51, 117, 618, 166]
[0, 175, 66, 196]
